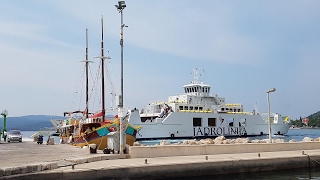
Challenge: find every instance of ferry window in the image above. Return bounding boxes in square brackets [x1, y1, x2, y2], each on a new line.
[184, 88, 187, 93]
[195, 107, 198, 110]
[208, 118, 216, 126]
[193, 118, 201, 126]
[202, 87, 204, 92]
[179, 106, 183, 110]
[190, 106, 194, 110]
[208, 87, 210, 93]
[238, 109, 241, 112]
[199, 107, 203, 111]
[221, 108, 225, 111]
[184, 106, 189, 110]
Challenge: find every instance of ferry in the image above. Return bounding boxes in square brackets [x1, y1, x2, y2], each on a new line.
[126, 68, 290, 140]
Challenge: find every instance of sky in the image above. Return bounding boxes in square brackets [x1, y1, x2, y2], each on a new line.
[0, 0, 319, 120]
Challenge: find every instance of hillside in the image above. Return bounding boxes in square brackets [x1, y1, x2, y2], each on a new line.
[290, 111, 320, 127]
[0, 115, 64, 131]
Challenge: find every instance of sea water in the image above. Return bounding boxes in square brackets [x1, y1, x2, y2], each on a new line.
[21, 131, 60, 144]
[165, 167, 320, 180]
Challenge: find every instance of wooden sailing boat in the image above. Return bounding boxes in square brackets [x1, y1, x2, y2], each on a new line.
[51, 17, 137, 150]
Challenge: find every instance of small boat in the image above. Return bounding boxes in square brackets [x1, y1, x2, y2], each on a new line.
[126, 68, 290, 140]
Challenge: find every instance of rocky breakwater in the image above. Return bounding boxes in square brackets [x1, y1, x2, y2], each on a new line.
[129, 136, 320, 158]
[133, 136, 320, 147]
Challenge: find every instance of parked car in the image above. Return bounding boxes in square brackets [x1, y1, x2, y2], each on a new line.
[7, 130, 22, 142]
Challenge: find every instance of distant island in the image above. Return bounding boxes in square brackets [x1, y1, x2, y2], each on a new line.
[0, 115, 63, 131]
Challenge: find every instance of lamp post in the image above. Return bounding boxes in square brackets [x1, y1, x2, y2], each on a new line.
[267, 88, 276, 143]
[115, 0, 126, 155]
[1, 110, 8, 139]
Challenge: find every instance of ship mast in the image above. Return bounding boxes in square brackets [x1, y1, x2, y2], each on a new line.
[80, 28, 92, 119]
[94, 16, 111, 122]
[85, 28, 89, 119]
[191, 68, 204, 84]
[101, 17, 106, 122]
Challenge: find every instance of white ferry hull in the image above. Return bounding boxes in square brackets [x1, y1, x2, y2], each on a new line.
[128, 110, 289, 140]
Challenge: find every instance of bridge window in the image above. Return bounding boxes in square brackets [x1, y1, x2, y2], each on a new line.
[199, 107, 203, 111]
[208, 118, 216, 126]
[184, 106, 189, 110]
[195, 107, 198, 110]
[193, 118, 202, 127]
[190, 106, 194, 110]
[179, 106, 183, 110]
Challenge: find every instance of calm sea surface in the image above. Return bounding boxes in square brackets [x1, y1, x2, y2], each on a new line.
[21, 129, 320, 180]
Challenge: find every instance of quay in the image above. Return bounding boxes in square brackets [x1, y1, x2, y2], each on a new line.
[1, 141, 320, 179]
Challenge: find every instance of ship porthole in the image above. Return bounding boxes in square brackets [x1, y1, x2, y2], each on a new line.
[170, 134, 175, 138]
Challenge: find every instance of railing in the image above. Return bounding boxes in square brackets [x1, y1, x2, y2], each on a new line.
[179, 110, 212, 113]
[226, 112, 251, 115]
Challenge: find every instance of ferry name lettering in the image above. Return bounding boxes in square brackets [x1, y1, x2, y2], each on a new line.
[193, 127, 247, 136]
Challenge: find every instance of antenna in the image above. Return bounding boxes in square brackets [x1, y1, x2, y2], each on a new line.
[190, 68, 204, 84]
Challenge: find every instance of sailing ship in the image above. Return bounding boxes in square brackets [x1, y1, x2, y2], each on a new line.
[125, 68, 290, 140]
[51, 17, 138, 150]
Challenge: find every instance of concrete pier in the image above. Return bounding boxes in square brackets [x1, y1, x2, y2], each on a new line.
[1, 141, 320, 179]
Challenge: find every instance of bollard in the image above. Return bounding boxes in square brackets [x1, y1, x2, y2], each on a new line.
[205, 156, 208, 160]
[145, 159, 148, 164]
[72, 164, 75, 170]
[302, 151, 305, 155]
[258, 153, 260, 158]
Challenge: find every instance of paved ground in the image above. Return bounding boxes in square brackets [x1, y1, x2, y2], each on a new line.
[0, 140, 108, 168]
[1, 140, 320, 180]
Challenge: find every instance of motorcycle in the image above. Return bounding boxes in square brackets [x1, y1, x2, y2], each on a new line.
[37, 135, 43, 144]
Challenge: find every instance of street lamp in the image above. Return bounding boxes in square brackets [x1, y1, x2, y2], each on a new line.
[1, 109, 8, 139]
[267, 88, 276, 143]
[115, 0, 126, 155]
